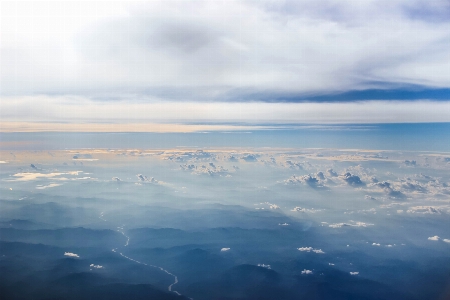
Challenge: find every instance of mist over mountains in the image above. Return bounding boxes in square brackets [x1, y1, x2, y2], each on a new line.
[1, 147, 450, 299]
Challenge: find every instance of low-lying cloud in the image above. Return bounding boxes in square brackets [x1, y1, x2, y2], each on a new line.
[64, 252, 80, 258]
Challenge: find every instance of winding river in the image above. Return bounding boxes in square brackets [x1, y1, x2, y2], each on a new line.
[99, 214, 191, 299]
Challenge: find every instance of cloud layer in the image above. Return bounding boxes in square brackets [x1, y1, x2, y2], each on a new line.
[2, 1, 450, 98]
[1, 97, 449, 129]
[1, 0, 449, 125]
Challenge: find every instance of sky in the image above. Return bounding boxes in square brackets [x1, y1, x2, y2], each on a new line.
[1, 0, 450, 131]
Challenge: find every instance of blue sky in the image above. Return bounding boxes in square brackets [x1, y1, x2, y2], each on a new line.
[1, 0, 449, 129]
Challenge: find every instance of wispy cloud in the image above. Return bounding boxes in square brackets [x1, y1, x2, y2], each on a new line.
[36, 183, 62, 189]
[1, 98, 450, 129]
[9, 171, 89, 182]
[328, 221, 374, 228]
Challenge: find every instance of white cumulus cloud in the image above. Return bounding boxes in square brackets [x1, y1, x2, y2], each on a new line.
[64, 252, 80, 258]
[90, 264, 103, 269]
[298, 247, 313, 252]
[312, 249, 325, 254]
[257, 264, 271, 269]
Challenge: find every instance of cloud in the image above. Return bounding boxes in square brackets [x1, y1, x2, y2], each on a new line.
[2, 0, 450, 130]
[344, 208, 377, 215]
[372, 243, 380, 246]
[301, 175, 320, 186]
[72, 154, 97, 161]
[241, 154, 258, 162]
[10, 172, 65, 181]
[301, 269, 313, 275]
[297, 247, 324, 254]
[316, 172, 325, 180]
[9, 171, 86, 182]
[180, 163, 232, 177]
[285, 161, 305, 170]
[404, 160, 417, 166]
[345, 165, 376, 176]
[266, 202, 280, 209]
[312, 249, 325, 254]
[297, 247, 313, 252]
[291, 207, 322, 213]
[73, 154, 93, 159]
[443, 239, 450, 243]
[180, 164, 197, 171]
[136, 174, 158, 183]
[228, 155, 239, 162]
[257, 264, 271, 269]
[428, 236, 440, 241]
[2, 1, 450, 101]
[327, 169, 338, 177]
[165, 150, 216, 162]
[400, 181, 427, 193]
[386, 190, 406, 199]
[370, 181, 406, 199]
[255, 202, 280, 210]
[2, 98, 450, 128]
[135, 174, 173, 186]
[407, 206, 445, 214]
[340, 173, 364, 186]
[283, 174, 328, 188]
[329, 220, 374, 228]
[284, 176, 302, 185]
[148, 20, 217, 53]
[350, 272, 359, 275]
[0, 121, 271, 133]
[380, 202, 408, 209]
[36, 183, 62, 189]
[220, 248, 230, 252]
[374, 181, 391, 189]
[90, 264, 103, 269]
[64, 252, 80, 258]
